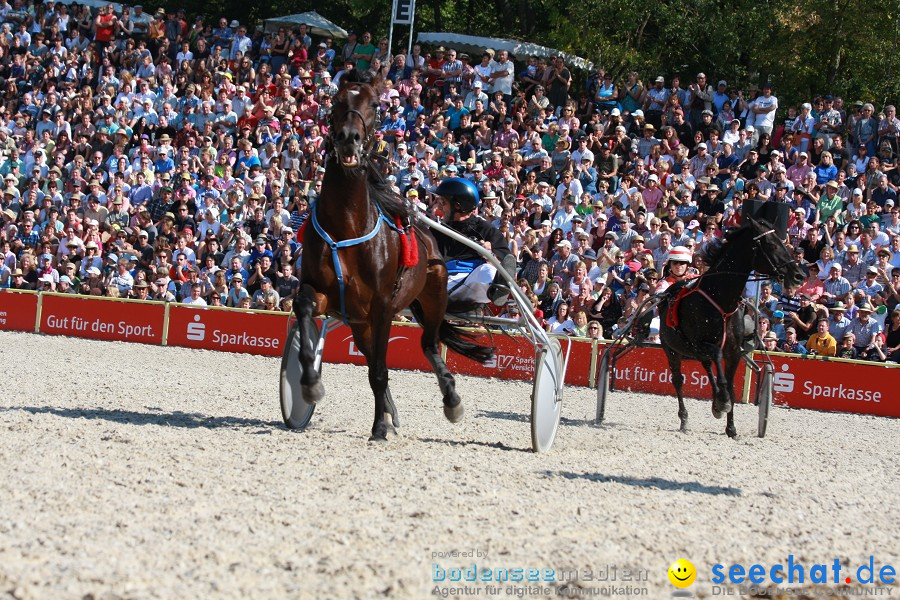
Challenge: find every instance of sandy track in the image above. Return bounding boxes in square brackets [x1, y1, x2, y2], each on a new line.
[0, 331, 897, 600]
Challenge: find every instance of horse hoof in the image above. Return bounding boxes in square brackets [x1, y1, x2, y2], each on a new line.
[712, 401, 731, 419]
[726, 428, 738, 439]
[302, 381, 325, 404]
[679, 423, 690, 434]
[444, 402, 464, 423]
[369, 423, 389, 442]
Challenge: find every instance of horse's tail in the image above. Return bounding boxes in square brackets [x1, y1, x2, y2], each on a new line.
[410, 300, 495, 364]
[439, 320, 495, 364]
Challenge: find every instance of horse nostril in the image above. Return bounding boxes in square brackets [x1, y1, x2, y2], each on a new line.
[352, 131, 361, 143]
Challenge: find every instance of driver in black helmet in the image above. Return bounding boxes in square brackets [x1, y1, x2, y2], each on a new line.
[432, 177, 517, 305]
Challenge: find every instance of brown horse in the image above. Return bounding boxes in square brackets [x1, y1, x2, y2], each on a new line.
[293, 71, 493, 441]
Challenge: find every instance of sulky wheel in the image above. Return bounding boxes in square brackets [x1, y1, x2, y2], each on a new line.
[280, 322, 322, 429]
[757, 363, 774, 438]
[530, 337, 564, 452]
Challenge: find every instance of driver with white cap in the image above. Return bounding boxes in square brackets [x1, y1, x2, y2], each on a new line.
[655, 245, 696, 293]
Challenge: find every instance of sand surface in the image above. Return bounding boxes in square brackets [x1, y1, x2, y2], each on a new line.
[0, 331, 897, 600]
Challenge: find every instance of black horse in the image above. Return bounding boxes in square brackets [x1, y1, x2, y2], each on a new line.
[658, 217, 805, 437]
[293, 72, 492, 441]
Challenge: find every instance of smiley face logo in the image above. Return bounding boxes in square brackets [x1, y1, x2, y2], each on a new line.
[668, 558, 696, 588]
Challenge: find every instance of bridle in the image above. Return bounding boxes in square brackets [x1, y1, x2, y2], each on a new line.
[338, 107, 374, 149]
[328, 85, 377, 160]
[751, 228, 798, 276]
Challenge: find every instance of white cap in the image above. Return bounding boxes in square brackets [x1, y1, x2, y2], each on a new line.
[667, 246, 692, 263]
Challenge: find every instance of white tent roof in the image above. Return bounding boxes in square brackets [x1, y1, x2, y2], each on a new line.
[55, 0, 124, 11]
[417, 32, 593, 71]
[264, 11, 349, 39]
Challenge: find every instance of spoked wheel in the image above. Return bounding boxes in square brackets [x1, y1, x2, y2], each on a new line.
[757, 363, 774, 438]
[531, 337, 563, 453]
[280, 321, 322, 429]
[595, 351, 611, 423]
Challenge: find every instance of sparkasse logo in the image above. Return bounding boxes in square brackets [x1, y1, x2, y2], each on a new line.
[773, 364, 794, 393]
[187, 314, 206, 341]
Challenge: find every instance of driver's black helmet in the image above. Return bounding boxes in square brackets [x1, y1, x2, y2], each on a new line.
[436, 177, 480, 213]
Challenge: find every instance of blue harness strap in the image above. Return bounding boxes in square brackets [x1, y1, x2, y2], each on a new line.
[308, 199, 402, 323]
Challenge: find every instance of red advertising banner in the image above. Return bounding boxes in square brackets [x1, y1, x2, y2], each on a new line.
[757, 353, 900, 418]
[322, 322, 434, 372]
[599, 344, 747, 400]
[15, 294, 900, 420]
[444, 331, 593, 387]
[445, 330, 539, 382]
[39, 294, 165, 344]
[0, 290, 38, 332]
[166, 305, 290, 357]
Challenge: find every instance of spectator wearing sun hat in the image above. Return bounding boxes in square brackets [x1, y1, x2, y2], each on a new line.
[841, 241, 872, 284]
[848, 301, 882, 353]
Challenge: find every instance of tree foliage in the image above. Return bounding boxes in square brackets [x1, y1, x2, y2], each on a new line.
[162, 0, 898, 106]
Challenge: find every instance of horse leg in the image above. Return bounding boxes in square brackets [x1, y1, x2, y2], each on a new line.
[700, 358, 722, 419]
[710, 351, 732, 419]
[410, 297, 464, 424]
[666, 351, 689, 433]
[351, 320, 391, 441]
[295, 284, 325, 403]
[384, 386, 400, 429]
[723, 355, 740, 439]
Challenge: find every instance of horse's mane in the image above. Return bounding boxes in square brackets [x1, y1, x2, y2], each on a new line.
[699, 234, 729, 268]
[365, 157, 410, 222]
[701, 219, 773, 270]
[340, 68, 377, 85]
[700, 223, 754, 269]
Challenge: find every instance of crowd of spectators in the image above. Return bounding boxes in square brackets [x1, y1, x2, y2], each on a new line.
[0, 3, 898, 362]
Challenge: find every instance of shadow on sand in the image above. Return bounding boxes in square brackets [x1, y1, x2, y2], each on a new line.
[417, 436, 531, 453]
[476, 409, 594, 427]
[545, 470, 742, 496]
[2, 405, 284, 431]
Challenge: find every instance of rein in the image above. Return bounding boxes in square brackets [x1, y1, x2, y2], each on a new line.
[666, 227, 797, 350]
[313, 96, 400, 323]
[310, 197, 401, 324]
[668, 284, 739, 351]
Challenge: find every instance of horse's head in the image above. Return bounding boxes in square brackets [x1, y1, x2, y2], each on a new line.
[330, 73, 381, 169]
[743, 216, 806, 289]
